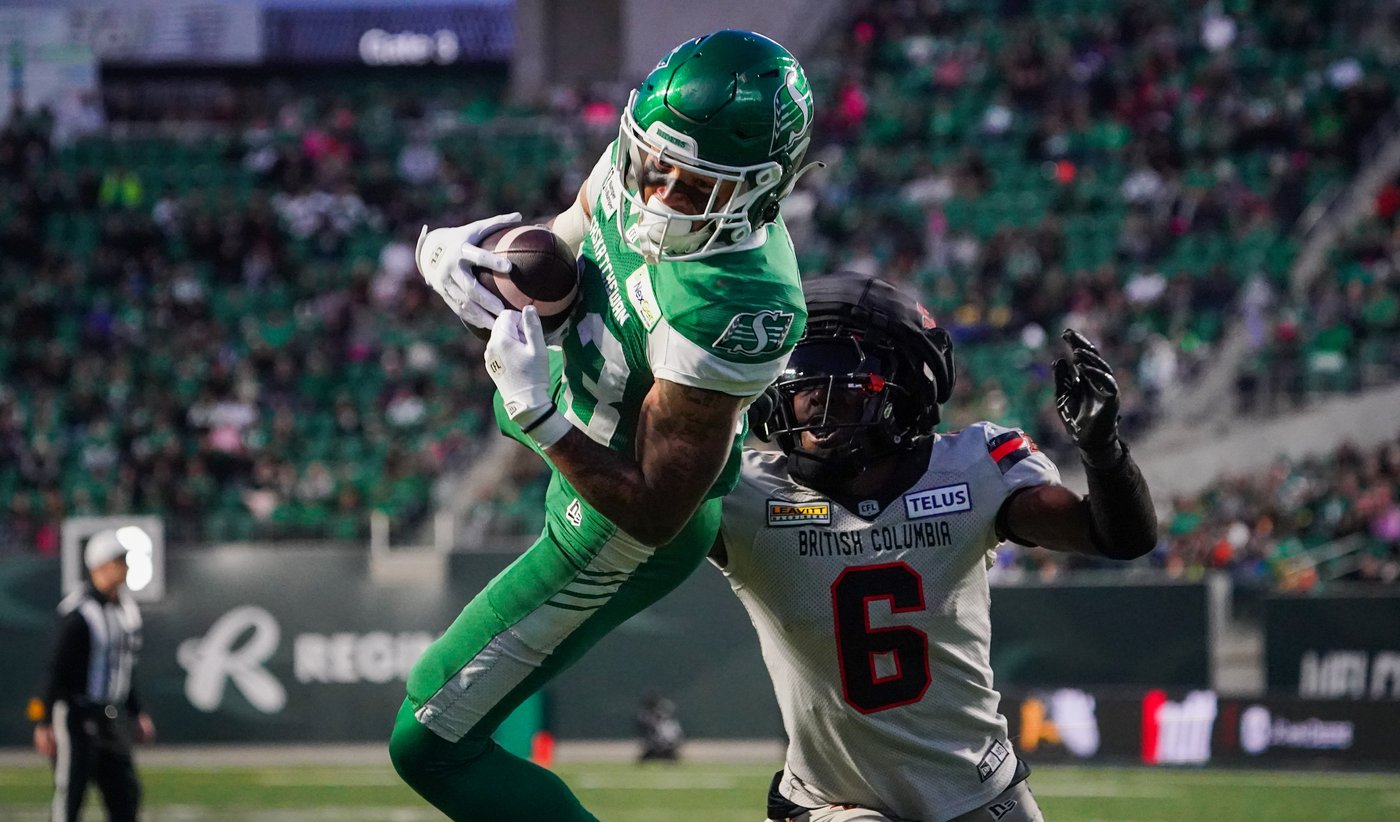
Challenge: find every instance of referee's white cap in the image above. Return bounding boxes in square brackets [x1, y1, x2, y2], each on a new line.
[84, 530, 128, 571]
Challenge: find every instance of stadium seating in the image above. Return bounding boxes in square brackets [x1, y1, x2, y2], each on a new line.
[1237, 175, 1400, 413]
[797, 0, 1399, 444]
[995, 434, 1400, 588]
[1, 0, 1397, 586]
[0, 97, 578, 550]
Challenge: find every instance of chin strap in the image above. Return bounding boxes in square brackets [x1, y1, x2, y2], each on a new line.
[762, 160, 826, 223]
[788, 159, 827, 190]
[746, 387, 781, 442]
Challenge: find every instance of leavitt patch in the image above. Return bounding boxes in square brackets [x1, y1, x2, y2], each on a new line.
[767, 500, 831, 527]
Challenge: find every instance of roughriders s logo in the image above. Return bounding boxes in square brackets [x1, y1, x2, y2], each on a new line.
[714, 310, 794, 357]
[771, 66, 813, 156]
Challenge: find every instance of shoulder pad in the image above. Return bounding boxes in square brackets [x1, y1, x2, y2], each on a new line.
[982, 424, 1040, 475]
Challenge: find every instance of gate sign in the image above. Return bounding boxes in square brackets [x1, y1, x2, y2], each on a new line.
[265, 2, 513, 64]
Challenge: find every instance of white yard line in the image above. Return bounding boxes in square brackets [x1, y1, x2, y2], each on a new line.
[155, 807, 442, 822]
[572, 772, 744, 790]
[251, 770, 404, 786]
[0, 739, 783, 769]
[1028, 784, 1180, 798]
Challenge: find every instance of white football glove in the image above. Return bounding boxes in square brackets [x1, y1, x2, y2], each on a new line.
[415, 212, 520, 332]
[484, 306, 572, 448]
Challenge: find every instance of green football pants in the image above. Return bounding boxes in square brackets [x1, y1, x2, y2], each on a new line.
[390, 392, 720, 822]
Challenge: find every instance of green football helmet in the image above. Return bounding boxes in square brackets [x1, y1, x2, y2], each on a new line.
[617, 29, 817, 261]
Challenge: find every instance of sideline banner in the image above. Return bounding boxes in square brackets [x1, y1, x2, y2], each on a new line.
[990, 582, 1210, 688]
[32, 554, 1400, 761]
[3, 551, 1228, 745]
[1265, 593, 1400, 699]
[4, 549, 516, 745]
[1003, 689, 1400, 767]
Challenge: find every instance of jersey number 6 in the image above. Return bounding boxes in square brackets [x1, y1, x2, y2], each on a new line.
[831, 562, 931, 714]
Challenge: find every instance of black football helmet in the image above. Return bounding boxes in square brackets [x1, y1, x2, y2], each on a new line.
[751, 272, 955, 488]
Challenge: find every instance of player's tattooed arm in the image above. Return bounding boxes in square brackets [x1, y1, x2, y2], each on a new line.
[545, 379, 744, 547]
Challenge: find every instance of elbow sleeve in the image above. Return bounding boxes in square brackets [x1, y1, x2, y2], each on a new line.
[551, 198, 590, 258]
[1082, 441, 1158, 560]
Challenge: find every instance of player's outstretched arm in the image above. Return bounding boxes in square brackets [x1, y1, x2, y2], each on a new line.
[485, 306, 742, 547]
[998, 329, 1157, 559]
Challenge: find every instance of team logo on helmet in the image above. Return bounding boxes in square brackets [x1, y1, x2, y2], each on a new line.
[916, 303, 938, 330]
[770, 66, 813, 157]
[713, 310, 795, 356]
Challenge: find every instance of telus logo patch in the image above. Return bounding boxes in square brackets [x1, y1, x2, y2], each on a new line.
[904, 483, 971, 520]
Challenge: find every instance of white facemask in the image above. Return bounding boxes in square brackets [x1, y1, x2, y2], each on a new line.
[632, 194, 713, 259]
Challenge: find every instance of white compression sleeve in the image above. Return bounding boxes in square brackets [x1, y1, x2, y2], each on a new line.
[551, 198, 590, 258]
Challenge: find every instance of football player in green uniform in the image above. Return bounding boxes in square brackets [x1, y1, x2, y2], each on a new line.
[393, 30, 817, 821]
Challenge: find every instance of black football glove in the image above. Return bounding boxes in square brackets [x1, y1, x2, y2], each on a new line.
[1053, 329, 1120, 456]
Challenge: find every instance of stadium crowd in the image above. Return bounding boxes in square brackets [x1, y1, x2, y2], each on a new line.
[995, 432, 1400, 589]
[1237, 170, 1400, 413]
[0, 102, 503, 550]
[1, 0, 1398, 591]
[801, 0, 1397, 446]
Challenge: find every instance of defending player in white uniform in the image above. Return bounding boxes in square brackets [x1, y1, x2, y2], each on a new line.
[714, 273, 1159, 822]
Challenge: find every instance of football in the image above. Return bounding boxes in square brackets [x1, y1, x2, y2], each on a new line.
[472, 223, 580, 339]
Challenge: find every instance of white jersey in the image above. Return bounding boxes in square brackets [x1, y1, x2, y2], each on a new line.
[719, 423, 1059, 822]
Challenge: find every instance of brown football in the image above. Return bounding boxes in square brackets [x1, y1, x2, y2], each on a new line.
[472, 223, 580, 340]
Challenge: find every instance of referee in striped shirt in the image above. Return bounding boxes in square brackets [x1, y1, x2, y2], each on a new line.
[31, 530, 156, 822]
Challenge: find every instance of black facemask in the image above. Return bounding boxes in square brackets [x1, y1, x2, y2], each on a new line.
[767, 336, 916, 490]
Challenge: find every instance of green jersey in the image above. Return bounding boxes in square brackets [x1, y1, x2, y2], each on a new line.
[555, 146, 806, 499]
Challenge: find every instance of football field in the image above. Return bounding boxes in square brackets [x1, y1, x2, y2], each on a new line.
[1, 755, 1398, 821]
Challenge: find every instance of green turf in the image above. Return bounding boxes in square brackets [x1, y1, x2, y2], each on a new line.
[2, 760, 1399, 821]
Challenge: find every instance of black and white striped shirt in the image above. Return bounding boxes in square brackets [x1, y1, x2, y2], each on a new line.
[39, 584, 144, 716]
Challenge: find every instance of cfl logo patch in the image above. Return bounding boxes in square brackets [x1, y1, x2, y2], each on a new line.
[566, 498, 583, 528]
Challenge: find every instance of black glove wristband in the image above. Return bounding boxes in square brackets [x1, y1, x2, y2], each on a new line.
[1078, 436, 1124, 470]
[1081, 440, 1157, 560]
